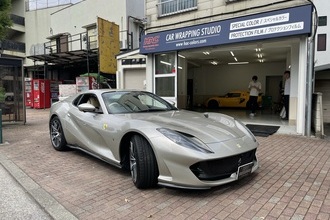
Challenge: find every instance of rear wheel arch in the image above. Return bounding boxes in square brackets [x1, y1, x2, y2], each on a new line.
[49, 115, 68, 151]
[208, 99, 220, 108]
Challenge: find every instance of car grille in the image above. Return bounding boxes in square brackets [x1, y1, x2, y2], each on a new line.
[190, 149, 256, 181]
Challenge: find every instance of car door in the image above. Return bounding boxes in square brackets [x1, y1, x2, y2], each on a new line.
[222, 92, 242, 107]
[67, 94, 115, 157]
[238, 92, 249, 107]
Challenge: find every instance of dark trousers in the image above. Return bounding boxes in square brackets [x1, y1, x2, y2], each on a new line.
[284, 95, 289, 119]
[249, 96, 258, 113]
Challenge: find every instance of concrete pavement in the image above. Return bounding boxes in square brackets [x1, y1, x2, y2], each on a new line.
[0, 163, 52, 220]
[0, 108, 329, 219]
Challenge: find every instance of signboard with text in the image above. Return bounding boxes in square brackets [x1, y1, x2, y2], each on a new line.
[140, 5, 312, 54]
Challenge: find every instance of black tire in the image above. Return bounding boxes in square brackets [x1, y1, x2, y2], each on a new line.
[208, 99, 219, 109]
[49, 116, 68, 151]
[129, 135, 158, 189]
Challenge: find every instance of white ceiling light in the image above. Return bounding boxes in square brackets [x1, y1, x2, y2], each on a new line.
[234, 57, 238, 62]
[178, 54, 186, 59]
[210, 61, 218, 65]
[230, 51, 235, 57]
[228, 62, 249, 65]
[203, 51, 210, 55]
[160, 61, 172, 66]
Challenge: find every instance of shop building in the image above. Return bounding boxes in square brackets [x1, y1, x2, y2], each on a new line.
[0, 0, 26, 123]
[138, 0, 324, 136]
[313, 0, 330, 125]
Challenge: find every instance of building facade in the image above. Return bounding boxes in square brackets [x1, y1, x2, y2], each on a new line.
[0, 0, 26, 122]
[140, 0, 326, 136]
[23, 0, 145, 84]
[3, 0, 330, 136]
[313, 0, 330, 125]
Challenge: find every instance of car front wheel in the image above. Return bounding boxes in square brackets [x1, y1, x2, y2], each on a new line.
[129, 135, 158, 189]
[50, 116, 68, 151]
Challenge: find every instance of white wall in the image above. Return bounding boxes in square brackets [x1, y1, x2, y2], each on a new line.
[49, 0, 126, 35]
[313, 0, 330, 71]
[11, 0, 25, 16]
[145, 0, 307, 33]
[190, 61, 286, 105]
[25, 6, 68, 66]
[25, 0, 145, 66]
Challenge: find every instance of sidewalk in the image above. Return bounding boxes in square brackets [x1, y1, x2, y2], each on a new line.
[0, 108, 329, 219]
[0, 163, 52, 219]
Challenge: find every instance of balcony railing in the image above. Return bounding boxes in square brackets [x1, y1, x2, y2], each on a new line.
[25, 0, 82, 11]
[43, 32, 97, 55]
[157, 0, 197, 17]
[10, 14, 25, 26]
[0, 40, 26, 53]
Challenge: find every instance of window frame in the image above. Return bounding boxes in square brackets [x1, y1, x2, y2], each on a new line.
[318, 16, 327, 27]
[157, 0, 197, 17]
[317, 34, 327, 51]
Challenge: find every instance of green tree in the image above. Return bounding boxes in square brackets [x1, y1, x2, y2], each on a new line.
[0, 0, 12, 40]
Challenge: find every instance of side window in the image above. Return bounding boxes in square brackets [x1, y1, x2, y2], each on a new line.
[86, 95, 101, 110]
[73, 94, 84, 106]
[318, 16, 327, 26]
[317, 34, 327, 51]
[73, 94, 102, 113]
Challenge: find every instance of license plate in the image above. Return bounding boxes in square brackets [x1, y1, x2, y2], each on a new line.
[238, 162, 253, 179]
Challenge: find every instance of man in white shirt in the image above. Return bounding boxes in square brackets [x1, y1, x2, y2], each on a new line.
[282, 70, 290, 120]
[248, 75, 261, 117]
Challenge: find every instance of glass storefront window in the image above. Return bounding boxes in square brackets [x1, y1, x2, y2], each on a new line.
[154, 52, 176, 101]
[155, 53, 176, 74]
[155, 77, 175, 97]
[0, 58, 25, 123]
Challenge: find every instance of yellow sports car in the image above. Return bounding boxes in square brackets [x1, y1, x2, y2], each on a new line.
[204, 90, 262, 108]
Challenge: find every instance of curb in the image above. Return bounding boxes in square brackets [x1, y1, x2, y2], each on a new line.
[0, 153, 78, 220]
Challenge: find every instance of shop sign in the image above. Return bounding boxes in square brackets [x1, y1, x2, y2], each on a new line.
[140, 5, 312, 54]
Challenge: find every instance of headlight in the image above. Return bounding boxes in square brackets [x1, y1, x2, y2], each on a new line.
[235, 120, 257, 142]
[157, 128, 214, 153]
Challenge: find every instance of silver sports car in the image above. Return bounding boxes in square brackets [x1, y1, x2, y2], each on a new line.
[49, 89, 259, 189]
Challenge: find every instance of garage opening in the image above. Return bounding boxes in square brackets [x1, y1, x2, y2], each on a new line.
[178, 37, 297, 126]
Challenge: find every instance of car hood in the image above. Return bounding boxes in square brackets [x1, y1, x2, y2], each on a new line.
[128, 110, 245, 143]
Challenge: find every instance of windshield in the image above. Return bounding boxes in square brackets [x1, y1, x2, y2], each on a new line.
[102, 91, 178, 114]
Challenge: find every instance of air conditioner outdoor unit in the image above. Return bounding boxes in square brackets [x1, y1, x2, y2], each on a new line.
[120, 40, 128, 50]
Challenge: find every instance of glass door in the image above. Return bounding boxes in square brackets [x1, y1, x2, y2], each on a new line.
[154, 52, 177, 106]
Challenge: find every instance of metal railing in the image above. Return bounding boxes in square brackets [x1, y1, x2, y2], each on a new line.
[10, 14, 25, 26]
[43, 32, 97, 55]
[0, 40, 26, 53]
[25, 0, 82, 11]
[157, 0, 197, 17]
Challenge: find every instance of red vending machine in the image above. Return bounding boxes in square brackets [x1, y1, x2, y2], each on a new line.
[33, 79, 51, 109]
[24, 78, 33, 107]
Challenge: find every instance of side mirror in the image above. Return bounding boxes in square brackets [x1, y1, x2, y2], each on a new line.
[78, 103, 96, 112]
[168, 100, 176, 107]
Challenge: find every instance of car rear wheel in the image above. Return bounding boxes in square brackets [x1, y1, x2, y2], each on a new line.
[50, 116, 68, 151]
[208, 100, 219, 109]
[129, 135, 158, 189]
